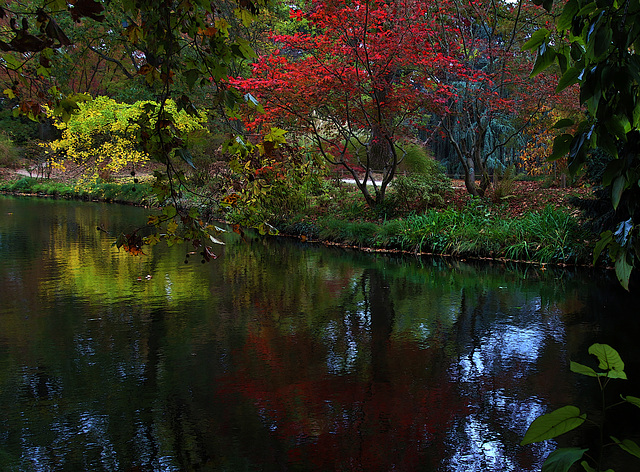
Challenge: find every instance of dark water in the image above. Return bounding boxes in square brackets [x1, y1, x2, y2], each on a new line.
[1, 196, 639, 472]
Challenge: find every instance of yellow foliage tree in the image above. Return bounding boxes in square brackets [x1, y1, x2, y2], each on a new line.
[46, 96, 206, 185]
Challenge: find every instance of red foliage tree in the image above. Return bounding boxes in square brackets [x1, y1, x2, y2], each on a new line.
[437, 0, 572, 196]
[232, 0, 460, 207]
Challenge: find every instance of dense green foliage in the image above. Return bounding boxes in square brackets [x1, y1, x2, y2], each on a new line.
[0, 176, 153, 204]
[526, 0, 640, 289]
[303, 203, 589, 265]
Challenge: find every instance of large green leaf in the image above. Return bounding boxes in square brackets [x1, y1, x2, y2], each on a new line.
[593, 23, 613, 59]
[612, 437, 640, 459]
[557, 0, 579, 31]
[592, 230, 613, 265]
[570, 362, 598, 377]
[556, 67, 582, 93]
[553, 118, 575, 129]
[523, 28, 550, 51]
[531, 43, 556, 76]
[550, 134, 573, 160]
[622, 395, 640, 409]
[611, 175, 626, 210]
[615, 252, 633, 293]
[521, 406, 586, 445]
[588, 343, 626, 377]
[542, 448, 588, 472]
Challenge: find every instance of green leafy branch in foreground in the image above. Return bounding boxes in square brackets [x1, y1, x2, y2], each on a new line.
[521, 344, 640, 472]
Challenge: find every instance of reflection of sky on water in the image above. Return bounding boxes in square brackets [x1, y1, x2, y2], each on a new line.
[447, 304, 565, 471]
[324, 304, 372, 375]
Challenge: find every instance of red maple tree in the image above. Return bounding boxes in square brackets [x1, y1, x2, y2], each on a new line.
[232, 0, 461, 207]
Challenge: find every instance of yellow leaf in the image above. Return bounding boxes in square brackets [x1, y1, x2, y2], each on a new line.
[167, 220, 178, 234]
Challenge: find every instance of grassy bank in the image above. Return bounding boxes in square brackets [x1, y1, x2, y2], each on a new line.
[281, 202, 591, 265]
[0, 176, 154, 206]
[0, 173, 597, 267]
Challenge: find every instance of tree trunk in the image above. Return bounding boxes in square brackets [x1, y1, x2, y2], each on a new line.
[464, 156, 479, 196]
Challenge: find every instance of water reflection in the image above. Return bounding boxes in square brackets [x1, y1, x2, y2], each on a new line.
[1, 196, 639, 471]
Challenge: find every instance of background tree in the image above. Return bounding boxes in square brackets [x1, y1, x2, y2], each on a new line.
[0, 0, 271, 254]
[432, 0, 564, 197]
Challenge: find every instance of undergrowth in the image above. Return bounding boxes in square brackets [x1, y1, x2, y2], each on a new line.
[0, 177, 153, 205]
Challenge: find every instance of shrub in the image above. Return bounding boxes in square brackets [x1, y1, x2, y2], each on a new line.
[0, 109, 39, 144]
[0, 132, 20, 168]
[492, 164, 523, 201]
[47, 96, 206, 186]
[397, 143, 435, 175]
[224, 140, 326, 227]
[390, 160, 452, 212]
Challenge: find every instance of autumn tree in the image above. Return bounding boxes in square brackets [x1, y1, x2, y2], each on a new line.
[431, 0, 564, 197]
[47, 96, 207, 185]
[231, 0, 458, 207]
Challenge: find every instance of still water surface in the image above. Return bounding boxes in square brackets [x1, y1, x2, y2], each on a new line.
[1, 196, 639, 472]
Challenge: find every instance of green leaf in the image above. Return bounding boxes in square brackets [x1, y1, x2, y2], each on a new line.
[612, 437, 640, 459]
[593, 23, 612, 58]
[2, 53, 22, 71]
[521, 406, 586, 445]
[615, 251, 633, 292]
[576, 2, 598, 16]
[606, 116, 628, 141]
[541, 448, 588, 472]
[553, 118, 575, 129]
[588, 343, 626, 376]
[593, 230, 613, 264]
[622, 395, 640, 409]
[234, 38, 257, 59]
[570, 362, 598, 377]
[550, 134, 573, 160]
[531, 43, 557, 76]
[523, 28, 550, 51]
[162, 205, 178, 218]
[557, 67, 582, 92]
[611, 174, 626, 210]
[581, 461, 596, 472]
[557, 0, 579, 31]
[184, 68, 201, 91]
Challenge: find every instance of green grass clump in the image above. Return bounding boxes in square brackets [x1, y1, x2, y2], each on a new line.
[399, 205, 588, 263]
[317, 217, 379, 247]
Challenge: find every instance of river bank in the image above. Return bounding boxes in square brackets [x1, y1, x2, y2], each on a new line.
[0, 166, 601, 267]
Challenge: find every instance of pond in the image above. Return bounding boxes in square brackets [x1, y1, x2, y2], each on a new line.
[1, 196, 639, 472]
